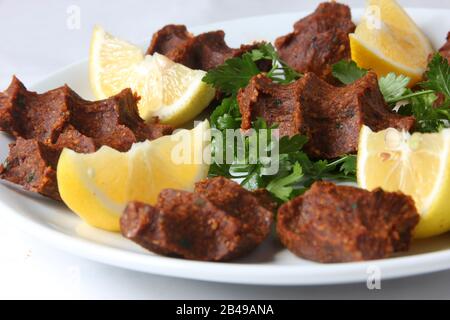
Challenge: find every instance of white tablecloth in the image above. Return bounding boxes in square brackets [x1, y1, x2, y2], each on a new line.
[1, 0, 450, 299]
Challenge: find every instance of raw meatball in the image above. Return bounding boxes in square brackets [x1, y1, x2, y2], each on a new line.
[275, 2, 355, 82]
[277, 181, 420, 263]
[238, 72, 415, 158]
[120, 177, 274, 261]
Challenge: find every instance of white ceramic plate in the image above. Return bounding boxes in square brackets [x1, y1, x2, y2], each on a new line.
[1, 8, 450, 286]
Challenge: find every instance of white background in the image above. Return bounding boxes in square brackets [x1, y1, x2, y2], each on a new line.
[1, 0, 450, 299]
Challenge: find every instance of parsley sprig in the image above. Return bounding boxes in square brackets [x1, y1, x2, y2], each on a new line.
[331, 60, 368, 85]
[204, 43, 355, 202]
[202, 54, 260, 95]
[253, 43, 302, 84]
[208, 120, 356, 202]
[332, 54, 450, 133]
[421, 54, 450, 99]
[203, 43, 301, 95]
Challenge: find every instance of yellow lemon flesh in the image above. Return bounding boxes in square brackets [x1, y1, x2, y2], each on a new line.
[89, 26, 215, 126]
[57, 120, 210, 231]
[350, 0, 433, 86]
[357, 125, 450, 238]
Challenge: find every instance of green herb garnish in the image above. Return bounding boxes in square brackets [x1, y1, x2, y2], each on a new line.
[203, 43, 301, 95]
[332, 60, 368, 85]
[332, 56, 450, 133]
[421, 53, 450, 100]
[205, 44, 356, 202]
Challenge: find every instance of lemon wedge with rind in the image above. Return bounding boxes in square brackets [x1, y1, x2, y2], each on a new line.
[128, 54, 216, 126]
[358, 125, 450, 238]
[89, 26, 215, 126]
[57, 120, 210, 231]
[89, 25, 144, 99]
[350, 0, 434, 86]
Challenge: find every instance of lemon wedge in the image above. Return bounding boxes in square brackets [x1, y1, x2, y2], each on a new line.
[357, 125, 450, 238]
[349, 0, 433, 86]
[57, 120, 211, 231]
[89, 26, 215, 126]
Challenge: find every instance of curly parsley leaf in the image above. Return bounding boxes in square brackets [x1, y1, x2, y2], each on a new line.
[210, 96, 241, 129]
[409, 91, 449, 132]
[202, 54, 260, 95]
[379, 73, 410, 102]
[379, 74, 434, 105]
[266, 162, 303, 202]
[421, 53, 450, 100]
[251, 43, 302, 84]
[203, 43, 300, 95]
[295, 154, 357, 186]
[393, 54, 450, 132]
[278, 134, 308, 153]
[249, 42, 278, 61]
[338, 154, 357, 176]
[332, 60, 368, 85]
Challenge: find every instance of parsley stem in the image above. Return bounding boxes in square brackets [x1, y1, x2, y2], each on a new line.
[386, 90, 435, 104]
[326, 155, 349, 167]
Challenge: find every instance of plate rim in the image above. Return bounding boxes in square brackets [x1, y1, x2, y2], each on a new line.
[3, 199, 450, 285]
